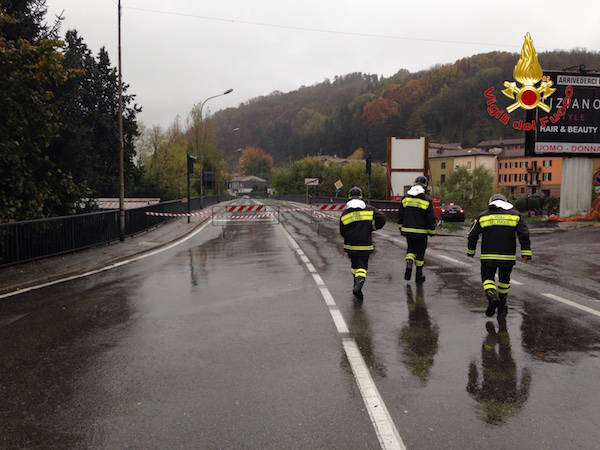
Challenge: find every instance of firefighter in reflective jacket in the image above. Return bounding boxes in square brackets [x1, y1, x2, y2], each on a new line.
[468, 194, 531, 319]
[340, 186, 386, 301]
[398, 176, 436, 284]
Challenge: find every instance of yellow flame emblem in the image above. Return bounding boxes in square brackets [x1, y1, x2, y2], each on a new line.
[502, 33, 555, 113]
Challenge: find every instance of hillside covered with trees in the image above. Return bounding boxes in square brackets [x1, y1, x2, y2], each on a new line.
[214, 50, 600, 164]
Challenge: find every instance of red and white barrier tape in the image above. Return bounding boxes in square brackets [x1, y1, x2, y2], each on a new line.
[312, 211, 338, 221]
[316, 204, 346, 211]
[145, 211, 210, 217]
[227, 204, 265, 212]
[214, 212, 277, 220]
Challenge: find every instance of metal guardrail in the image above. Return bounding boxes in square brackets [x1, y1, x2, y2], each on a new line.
[0, 196, 227, 268]
[274, 194, 309, 204]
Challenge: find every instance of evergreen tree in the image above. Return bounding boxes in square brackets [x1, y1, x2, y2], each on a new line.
[1, 1, 143, 221]
[0, 0, 78, 221]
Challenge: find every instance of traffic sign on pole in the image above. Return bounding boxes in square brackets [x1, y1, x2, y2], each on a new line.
[305, 178, 319, 186]
[187, 154, 197, 223]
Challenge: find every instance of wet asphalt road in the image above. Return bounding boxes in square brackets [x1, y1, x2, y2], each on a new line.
[2, 199, 600, 449]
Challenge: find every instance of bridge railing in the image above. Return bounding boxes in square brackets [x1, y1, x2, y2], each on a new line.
[0, 195, 226, 268]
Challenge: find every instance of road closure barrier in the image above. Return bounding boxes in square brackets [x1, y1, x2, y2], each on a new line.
[212, 204, 280, 225]
[310, 204, 343, 223]
[145, 211, 210, 218]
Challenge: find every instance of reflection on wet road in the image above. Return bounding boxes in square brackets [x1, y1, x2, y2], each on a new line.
[400, 285, 439, 383]
[467, 321, 531, 425]
[2, 199, 600, 449]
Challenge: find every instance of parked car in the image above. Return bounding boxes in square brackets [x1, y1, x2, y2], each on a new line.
[440, 202, 464, 222]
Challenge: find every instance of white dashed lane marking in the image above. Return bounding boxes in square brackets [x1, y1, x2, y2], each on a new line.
[280, 224, 405, 450]
[542, 293, 600, 318]
[311, 273, 325, 286]
[432, 253, 470, 267]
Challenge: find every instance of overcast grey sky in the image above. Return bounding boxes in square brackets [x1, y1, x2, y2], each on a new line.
[46, 0, 600, 128]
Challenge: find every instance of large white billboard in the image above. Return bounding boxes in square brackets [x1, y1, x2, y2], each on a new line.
[386, 137, 428, 199]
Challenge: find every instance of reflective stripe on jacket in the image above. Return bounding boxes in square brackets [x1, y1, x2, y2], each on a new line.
[397, 194, 436, 237]
[340, 203, 386, 253]
[467, 208, 531, 263]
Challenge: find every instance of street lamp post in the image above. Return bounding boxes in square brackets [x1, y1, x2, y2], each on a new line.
[222, 128, 241, 199]
[196, 89, 233, 201]
[117, 0, 125, 240]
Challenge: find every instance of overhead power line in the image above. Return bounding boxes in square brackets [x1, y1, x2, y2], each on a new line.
[121, 5, 536, 50]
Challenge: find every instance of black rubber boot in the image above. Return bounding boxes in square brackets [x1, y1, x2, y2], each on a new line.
[485, 289, 499, 317]
[404, 260, 413, 281]
[415, 267, 425, 284]
[353, 277, 365, 302]
[497, 296, 508, 321]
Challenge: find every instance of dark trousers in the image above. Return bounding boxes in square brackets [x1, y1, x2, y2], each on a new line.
[406, 236, 428, 267]
[481, 262, 513, 300]
[348, 252, 369, 279]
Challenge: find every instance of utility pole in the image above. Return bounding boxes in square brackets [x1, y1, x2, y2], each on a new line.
[117, 0, 125, 240]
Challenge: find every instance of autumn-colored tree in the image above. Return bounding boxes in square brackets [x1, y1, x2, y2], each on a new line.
[386, 78, 432, 108]
[238, 146, 274, 180]
[347, 148, 364, 160]
[361, 98, 400, 127]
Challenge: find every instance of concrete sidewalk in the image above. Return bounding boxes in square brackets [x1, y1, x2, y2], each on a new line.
[0, 214, 212, 296]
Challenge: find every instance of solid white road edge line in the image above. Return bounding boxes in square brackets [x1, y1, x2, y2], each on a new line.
[0, 220, 212, 300]
[344, 338, 406, 450]
[542, 293, 600, 318]
[279, 223, 405, 450]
